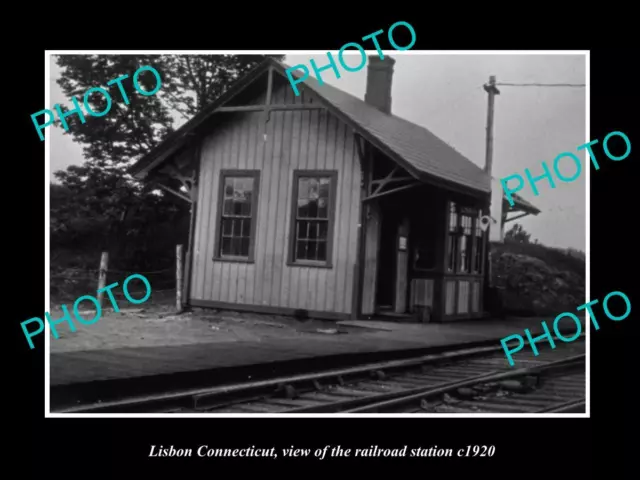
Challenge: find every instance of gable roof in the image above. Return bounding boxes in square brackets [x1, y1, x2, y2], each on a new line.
[508, 192, 541, 215]
[290, 67, 492, 194]
[130, 58, 537, 214]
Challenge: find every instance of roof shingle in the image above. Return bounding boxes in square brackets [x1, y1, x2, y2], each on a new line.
[290, 66, 492, 194]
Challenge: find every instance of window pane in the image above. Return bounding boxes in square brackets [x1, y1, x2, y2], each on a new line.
[240, 194, 251, 217]
[308, 221, 318, 240]
[235, 177, 252, 193]
[319, 178, 330, 197]
[317, 241, 327, 261]
[307, 199, 318, 218]
[222, 218, 232, 235]
[308, 179, 319, 200]
[298, 178, 310, 199]
[462, 215, 472, 234]
[297, 198, 309, 218]
[449, 202, 457, 232]
[242, 218, 251, 238]
[221, 237, 232, 255]
[224, 180, 234, 197]
[297, 220, 307, 239]
[307, 240, 318, 260]
[232, 218, 242, 236]
[241, 237, 250, 256]
[223, 199, 233, 215]
[475, 237, 484, 272]
[318, 221, 328, 239]
[448, 236, 457, 271]
[318, 197, 328, 219]
[296, 240, 307, 260]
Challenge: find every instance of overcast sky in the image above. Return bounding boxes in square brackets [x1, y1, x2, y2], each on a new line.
[50, 53, 586, 251]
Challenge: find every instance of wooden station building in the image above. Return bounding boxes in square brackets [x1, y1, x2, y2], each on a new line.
[130, 56, 539, 322]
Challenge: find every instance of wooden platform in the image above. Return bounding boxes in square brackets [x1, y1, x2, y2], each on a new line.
[49, 315, 578, 388]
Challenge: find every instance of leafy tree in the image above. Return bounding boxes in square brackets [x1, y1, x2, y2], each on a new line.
[160, 55, 283, 119]
[505, 223, 532, 244]
[52, 54, 283, 275]
[55, 54, 284, 164]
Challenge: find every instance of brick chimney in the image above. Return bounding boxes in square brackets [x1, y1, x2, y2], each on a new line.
[365, 55, 395, 115]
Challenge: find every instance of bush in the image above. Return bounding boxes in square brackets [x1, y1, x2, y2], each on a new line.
[490, 241, 585, 316]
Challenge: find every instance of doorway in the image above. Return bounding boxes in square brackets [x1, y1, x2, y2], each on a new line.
[375, 207, 399, 311]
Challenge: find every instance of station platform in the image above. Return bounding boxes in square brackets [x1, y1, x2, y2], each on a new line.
[50, 314, 578, 389]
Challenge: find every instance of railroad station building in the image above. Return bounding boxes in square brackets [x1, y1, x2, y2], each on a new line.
[130, 56, 539, 323]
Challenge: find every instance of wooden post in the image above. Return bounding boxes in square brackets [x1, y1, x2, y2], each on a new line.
[394, 217, 410, 313]
[176, 244, 183, 312]
[483, 75, 500, 177]
[97, 252, 109, 308]
[484, 76, 500, 290]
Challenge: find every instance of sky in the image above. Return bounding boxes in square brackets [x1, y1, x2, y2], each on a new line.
[50, 53, 586, 251]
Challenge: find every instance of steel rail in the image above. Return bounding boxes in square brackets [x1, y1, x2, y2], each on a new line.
[339, 354, 586, 413]
[535, 397, 586, 413]
[57, 334, 586, 414]
[56, 343, 507, 413]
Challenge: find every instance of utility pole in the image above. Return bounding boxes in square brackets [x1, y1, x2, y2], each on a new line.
[483, 75, 500, 291]
[483, 75, 500, 177]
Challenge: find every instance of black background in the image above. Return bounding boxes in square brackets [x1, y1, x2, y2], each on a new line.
[12, 14, 633, 478]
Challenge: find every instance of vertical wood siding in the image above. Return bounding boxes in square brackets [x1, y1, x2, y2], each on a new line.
[361, 202, 381, 315]
[445, 280, 456, 315]
[191, 84, 361, 315]
[457, 280, 470, 314]
[471, 280, 480, 313]
[409, 278, 435, 311]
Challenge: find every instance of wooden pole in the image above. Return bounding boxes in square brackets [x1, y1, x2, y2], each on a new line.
[176, 244, 183, 312]
[97, 252, 109, 308]
[483, 76, 500, 291]
[394, 217, 410, 313]
[483, 75, 500, 177]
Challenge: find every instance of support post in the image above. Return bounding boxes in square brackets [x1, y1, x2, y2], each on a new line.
[97, 252, 109, 308]
[176, 244, 184, 312]
[483, 75, 500, 177]
[484, 76, 500, 290]
[394, 217, 410, 313]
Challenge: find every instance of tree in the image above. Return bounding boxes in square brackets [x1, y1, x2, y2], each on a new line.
[505, 223, 532, 244]
[55, 54, 284, 166]
[52, 54, 283, 272]
[159, 55, 283, 119]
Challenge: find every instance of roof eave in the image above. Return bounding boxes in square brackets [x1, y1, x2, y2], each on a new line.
[129, 58, 276, 179]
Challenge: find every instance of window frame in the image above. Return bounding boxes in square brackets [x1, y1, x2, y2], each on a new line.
[446, 201, 486, 276]
[458, 207, 475, 274]
[447, 201, 460, 273]
[472, 210, 487, 275]
[213, 169, 261, 263]
[287, 169, 338, 269]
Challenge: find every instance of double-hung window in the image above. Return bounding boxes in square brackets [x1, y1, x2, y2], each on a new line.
[288, 170, 337, 267]
[214, 170, 260, 262]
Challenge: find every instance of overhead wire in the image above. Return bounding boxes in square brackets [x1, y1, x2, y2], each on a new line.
[495, 82, 586, 87]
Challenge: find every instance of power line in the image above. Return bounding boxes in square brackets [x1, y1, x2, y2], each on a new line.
[496, 82, 586, 87]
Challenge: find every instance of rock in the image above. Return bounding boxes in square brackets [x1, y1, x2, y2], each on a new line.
[443, 393, 459, 404]
[456, 387, 476, 398]
[490, 243, 585, 316]
[317, 328, 338, 334]
[499, 380, 525, 392]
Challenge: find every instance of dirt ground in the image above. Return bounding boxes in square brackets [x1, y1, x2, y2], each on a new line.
[47, 302, 371, 353]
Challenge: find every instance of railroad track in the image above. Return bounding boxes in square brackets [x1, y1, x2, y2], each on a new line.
[58, 336, 585, 414]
